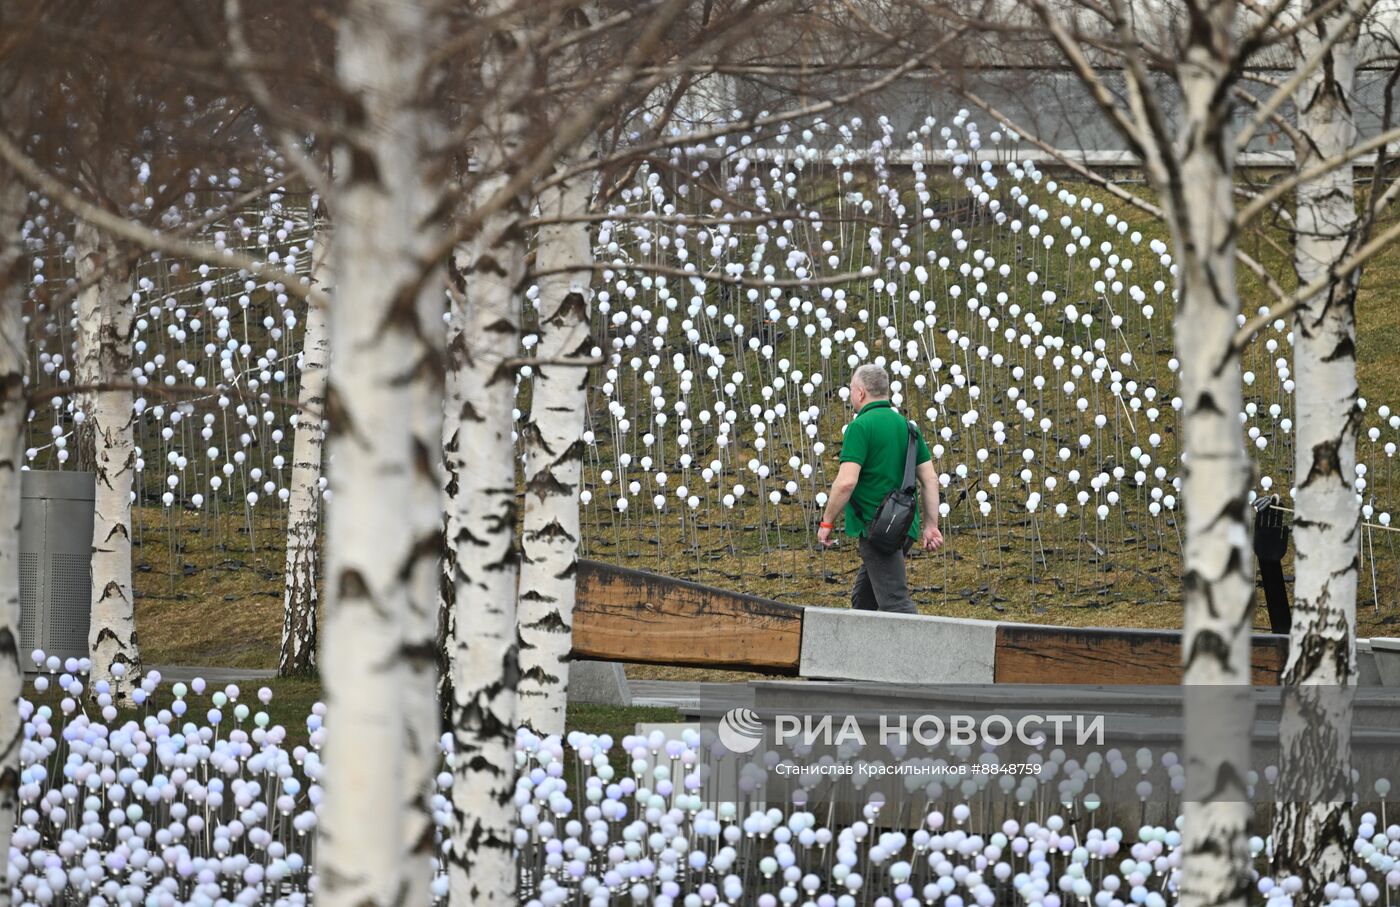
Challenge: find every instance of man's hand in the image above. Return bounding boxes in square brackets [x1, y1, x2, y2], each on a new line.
[921, 524, 944, 552]
[817, 524, 837, 548]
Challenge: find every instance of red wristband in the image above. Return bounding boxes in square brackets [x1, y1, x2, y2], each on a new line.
[819, 521, 834, 529]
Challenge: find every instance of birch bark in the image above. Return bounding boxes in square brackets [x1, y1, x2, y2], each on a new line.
[1166, 7, 1255, 907]
[74, 220, 141, 703]
[438, 235, 462, 715]
[0, 140, 27, 900]
[1272, 0, 1362, 896]
[444, 9, 533, 901]
[516, 151, 594, 736]
[279, 222, 331, 677]
[315, 0, 444, 903]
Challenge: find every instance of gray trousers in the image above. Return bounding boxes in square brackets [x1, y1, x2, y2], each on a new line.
[851, 536, 917, 614]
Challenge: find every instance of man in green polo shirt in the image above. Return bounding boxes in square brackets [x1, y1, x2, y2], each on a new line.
[816, 363, 944, 613]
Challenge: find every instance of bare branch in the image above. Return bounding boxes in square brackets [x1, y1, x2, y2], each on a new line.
[918, 59, 1290, 305]
[1106, 0, 1177, 189]
[0, 130, 328, 308]
[425, 7, 970, 295]
[222, 0, 329, 197]
[1025, 0, 1153, 161]
[38, 178, 295, 310]
[544, 29, 966, 193]
[1232, 215, 1400, 353]
[1233, 0, 1301, 65]
[1230, 82, 1309, 153]
[536, 7, 637, 56]
[503, 356, 605, 370]
[1234, 0, 1379, 150]
[1241, 0, 1352, 51]
[27, 381, 297, 410]
[1235, 124, 1400, 228]
[419, 0, 692, 280]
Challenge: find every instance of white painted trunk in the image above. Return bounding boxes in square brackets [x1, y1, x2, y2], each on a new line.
[0, 163, 28, 892]
[517, 157, 594, 736]
[1169, 26, 1255, 907]
[444, 18, 532, 899]
[316, 1, 443, 904]
[75, 220, 141, 702]
[279, 225, 332, 677]
[1272, 2, 1361, 896]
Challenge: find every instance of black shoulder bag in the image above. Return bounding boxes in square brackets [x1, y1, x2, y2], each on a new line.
[863, 420, 920, 552]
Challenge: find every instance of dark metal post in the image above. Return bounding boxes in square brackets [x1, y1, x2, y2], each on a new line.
[1253, 494, 1291, 635]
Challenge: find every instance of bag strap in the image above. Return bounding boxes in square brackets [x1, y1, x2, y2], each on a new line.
[901, 421, 918, 490]
[848, 419, 920, 523]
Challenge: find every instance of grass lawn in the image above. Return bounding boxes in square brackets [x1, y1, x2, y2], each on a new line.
[114, 177, 1400, 686]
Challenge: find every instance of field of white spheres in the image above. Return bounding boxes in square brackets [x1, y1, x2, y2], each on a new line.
[13, 109, 1400, 904]
[20, 112, 1400, 634]
[12, 655, 1400, 905]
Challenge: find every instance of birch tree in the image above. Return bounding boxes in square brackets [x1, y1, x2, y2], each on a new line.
[909, 2, 1261, 901]
[73, 219, 141, 702]
[0, 117, 27, 903]
[443, 5, 532, 898]
[1166, 15, 1258, 900]
[315, 0, 444, 902]
[516, 2, 600, 736]
[516, 158, 594, 736]
[1272, 0, 1384, 896]
[279, 217, 331, 677]
[864, 0, 1400, 894]
[438, 261, 460, 715]
[441, 0, 719, 884]
[473, 0, 767, 738]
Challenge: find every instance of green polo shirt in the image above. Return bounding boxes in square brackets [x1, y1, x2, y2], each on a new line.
[838, 400, 932, 539]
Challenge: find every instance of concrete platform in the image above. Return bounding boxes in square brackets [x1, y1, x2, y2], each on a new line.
[1370, 638, 1400, 686]
[630, 680, 754, 709]
[568, 661, 632, 707]
[799, 607, 999, 683]
[146, 665, 277, 684]
[1358, 639, 1384, 686]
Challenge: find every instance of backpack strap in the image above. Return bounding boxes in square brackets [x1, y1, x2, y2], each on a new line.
[901, 420, 919, 491]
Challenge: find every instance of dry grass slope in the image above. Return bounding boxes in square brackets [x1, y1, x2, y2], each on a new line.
[126, 180, 1400, 684]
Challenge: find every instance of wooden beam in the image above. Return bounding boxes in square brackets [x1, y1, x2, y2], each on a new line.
[572, 562, 1290, 684]
[993, 624, 1288, 685]
[572, 559, 803, 674]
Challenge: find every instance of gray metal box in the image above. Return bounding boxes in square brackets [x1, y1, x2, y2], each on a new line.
[20, 470, 94, 665]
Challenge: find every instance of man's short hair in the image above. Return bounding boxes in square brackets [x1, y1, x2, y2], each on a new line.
[852, 363, 890, 398]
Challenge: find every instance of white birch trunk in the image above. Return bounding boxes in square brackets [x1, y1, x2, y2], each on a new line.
[445, 210, 525, 906]
[516, 154, 594, 737]
[1169, 12, 1255, 907]
[1272, 1, 1361, 895]
[279, 223, 332, 677]
[316, 1, 443, 903]
[75, 220, 141, 702]
[444, 10, 532, 899]
[0, 155, 28, 893]
[438, 270, 462, 713]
